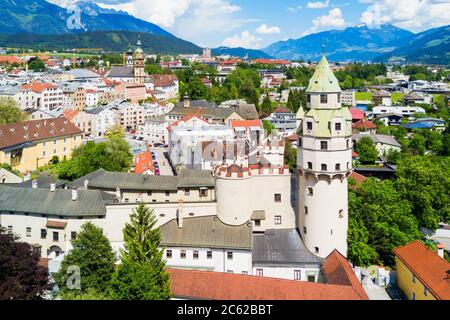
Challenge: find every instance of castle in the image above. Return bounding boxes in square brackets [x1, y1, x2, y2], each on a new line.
[0, 52, 352, 280]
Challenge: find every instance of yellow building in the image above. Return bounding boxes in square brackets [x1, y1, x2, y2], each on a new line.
[0, 118, 83, 173]
[394, 240, 450, 300]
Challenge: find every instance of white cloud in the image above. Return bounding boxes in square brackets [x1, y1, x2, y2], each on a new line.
[222, 30, 263, 49]
[256, 24, 281, 34]
[98, 0, 246, 46]
[287, 5, 303, 13]
[307, 0, 330, 9]
[359, 0, 450, 31]
[300, 7, 346, 36]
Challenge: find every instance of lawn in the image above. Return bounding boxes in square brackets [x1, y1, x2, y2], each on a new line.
[355, 92, 372, 101]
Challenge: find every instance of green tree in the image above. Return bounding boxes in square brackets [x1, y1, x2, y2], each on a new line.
[356, 136, 379, 164]
[239, 77, 259, 107]
[348, 179, 421, 266]
[28, 58, 46, 72]
[395, 155, 450, 229]
[260, 95, 273, 116]
[283, 139, 297, 172]
[408, 134, 426, 155]
[0, 97, 27, 125]
[187, 79, 210, 101]
[263, 120, 275, 136]
[55, 223, 116, 298]
[108, 204, 171, 300]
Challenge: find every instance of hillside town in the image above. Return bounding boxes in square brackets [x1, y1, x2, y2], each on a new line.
[0, 39, 449, 302]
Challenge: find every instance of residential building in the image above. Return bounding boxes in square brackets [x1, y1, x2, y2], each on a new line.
[372, 90, 392, 107]
[264, 107, 297, 138]
[86, 106, 117, 137]
[64, 109, 93, 137]
[149, 74, 179, 101]
[0, 118, 83, 173]
[133, 151, 154, 175]
[0, 168, 22, 184]
[115, 83, 146, 103]
[375, 113, 404, 126]
[22, 82, 65, 111]
[372, 106, 426, 118]
[394, 241, 450, 300]
[137, 116, 169, 144]
[341, 90, 356, 106]
[353, 133, 401, 157]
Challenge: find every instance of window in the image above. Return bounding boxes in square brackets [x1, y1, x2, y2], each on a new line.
[200, 189, 208, 197]
[275, 216, 282, 225]
[242, 271, 248, 275]
[54, 140, 57, 145]
[26, 227, 31, 237]
[346, 139, 350, 148]
[166, 250, 172, 259]
[304, 206, 309, 215]
[180, 250, 186, 259]
[124, 198, 129, 203]
[165, 191, 170, 197]
[274, 194, 281, 202]
[338, 94, 341, 103]
[320, 94, 328, 103]
[256, 269, 263, 277]
[7, 226, 12, 234]
[41, 229, 47, 239]
[307, 275, 316, 282]
[307, 187, 313, 196]
[254, 220, 261, 227]
[339, 210, 344, 219]
[307, 162, 313, 170]
[184, 189, 190, 196]
[307, 122, 313, 130]
[207, 251, 212, 259]
[424, 286, 428, 296]
[321, 164, 327, 171]
[412, 274, 416, 283]
[412, 292, 416, 300]
[53, 231, 59, 242]
[71, 231, 77, 240]
[227, 270, 233, 273]
[315, 247, 319, 254]
[307, 94, 311, 103]
[43, 151, 46, 157]
[335, 164, 341, 171]
[347, 162, 350, 169]
[227, 252, 233, 260]
[294, 270, 301, 281]
[303, 226, 307, 234]
[298, 138, 302, 147]
[320, 141, 328, 150]
[335, 123, 341, 131]
[53, 149, 57, 155]
[193, 250, 199, 259]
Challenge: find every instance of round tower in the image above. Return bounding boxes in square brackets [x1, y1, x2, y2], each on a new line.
[297, 53, 352, 258]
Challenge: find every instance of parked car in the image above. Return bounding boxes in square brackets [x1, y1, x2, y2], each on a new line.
[154, 143, 163, 147]
[155, 168, 160, 175]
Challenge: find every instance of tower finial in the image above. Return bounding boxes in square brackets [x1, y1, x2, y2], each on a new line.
[322, 44, 326, 56]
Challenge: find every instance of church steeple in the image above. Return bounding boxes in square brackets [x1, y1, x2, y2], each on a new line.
[306, 53, 341, 94]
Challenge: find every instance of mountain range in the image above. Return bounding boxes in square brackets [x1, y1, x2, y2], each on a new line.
[0, 0, 448, 64]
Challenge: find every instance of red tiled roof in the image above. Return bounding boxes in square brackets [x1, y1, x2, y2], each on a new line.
[0, 56, 22, 64]
[286, 133, 299, 142]
[63, 109, 79, 121]
[353, 120, 377, 130]
[0, 118, 82, 150]
[252, 59, 291, 65]
[274, 107, 291, 114]
[134, 151, 154, 174]
[322, 250, 369, 300]
[230, 119, 262, 129]
[350, 108, 365, 121]
[22, 82, 58, 93]
[393, 241, 450, 300]
[150, 74, 178, 87]
[168, 268, 366, 300]
[167, 114, 208, 131]
[220, 59, 241, 65]
[46, 220, 67, 229]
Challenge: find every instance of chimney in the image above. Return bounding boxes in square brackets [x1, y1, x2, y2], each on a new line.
[32, 179, 38, 189]
[50, 183, 56, 192]
[72, 189, 78, 201]
[437, 244, 444, 259]
[177, 200, 184, 229]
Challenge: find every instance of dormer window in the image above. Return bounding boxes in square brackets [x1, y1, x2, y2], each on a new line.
[320, 94, 328, 103]
[307, 94, 311, 103]
[307, 122, 313, 130]
[335, 123, 341, 131]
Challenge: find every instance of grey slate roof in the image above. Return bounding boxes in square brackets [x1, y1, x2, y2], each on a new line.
[169, 106, 243, 121]
[67, 169, 215, 191]
[107, 66, 134, 78]
[354, 133, 401, 148]
[0, 185, 106, 217]
[253, 229, 324, 266]
[15, 174, 68, 189]
[67, 69, 100, 79]
[160, 216, 253, 250]
[177, 100, 217, 108]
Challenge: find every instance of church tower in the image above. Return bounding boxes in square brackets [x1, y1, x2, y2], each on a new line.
[133, 39, 145, 85]
[297, 52, 352, 258]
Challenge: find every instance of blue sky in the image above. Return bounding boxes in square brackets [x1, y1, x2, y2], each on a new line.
[79, 0, 450, 48]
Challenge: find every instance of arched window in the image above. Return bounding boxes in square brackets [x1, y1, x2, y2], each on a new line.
[321, 164, 327, 171]
[307, 162, 313, 170]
